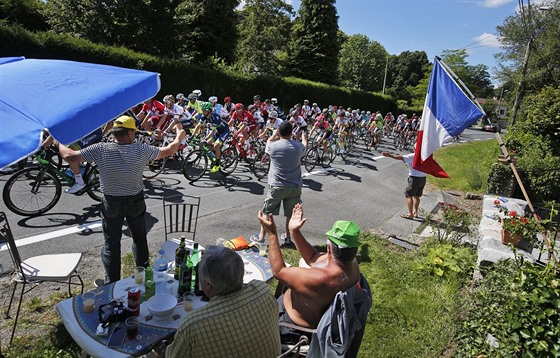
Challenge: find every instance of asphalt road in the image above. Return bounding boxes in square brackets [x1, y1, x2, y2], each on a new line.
[0, 127, 496, 272]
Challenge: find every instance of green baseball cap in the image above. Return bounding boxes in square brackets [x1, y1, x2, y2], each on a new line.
[325, 221, 360, 248]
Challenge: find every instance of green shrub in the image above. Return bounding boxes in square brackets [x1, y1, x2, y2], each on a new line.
[457, 255, 560, 356]
[416, 240, 476, 281]
[487, 162, 514, 196]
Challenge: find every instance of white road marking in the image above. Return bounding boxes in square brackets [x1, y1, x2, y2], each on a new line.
[0, 220, 102, 251]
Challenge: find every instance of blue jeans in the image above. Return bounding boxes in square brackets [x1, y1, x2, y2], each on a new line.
[101, 191, 149, 283]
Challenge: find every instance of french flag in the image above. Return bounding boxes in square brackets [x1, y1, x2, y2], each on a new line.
[413, 58, 485, 178]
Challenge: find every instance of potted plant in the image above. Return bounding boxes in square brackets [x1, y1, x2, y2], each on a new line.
[493, 200, 542, 247]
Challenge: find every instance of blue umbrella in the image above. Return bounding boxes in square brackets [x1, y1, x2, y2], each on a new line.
[0, 57, 160, 170]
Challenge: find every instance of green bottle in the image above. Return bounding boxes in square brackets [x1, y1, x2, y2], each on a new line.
[178, 252, 193, 296]
[190, 243, 200, 292]
[144, 266, 155, 301]
[174, 236, 187, 280]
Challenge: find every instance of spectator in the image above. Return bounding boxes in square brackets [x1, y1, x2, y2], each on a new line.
[258, 121, 307, 244]
[258, 203, 362, 337]
[382, 151, 427, 219]
[166, 246, 281, 358]
[57, 116, 186, 285]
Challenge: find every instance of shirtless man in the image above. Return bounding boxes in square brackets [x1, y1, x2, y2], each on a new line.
[258, 203, 361, 332]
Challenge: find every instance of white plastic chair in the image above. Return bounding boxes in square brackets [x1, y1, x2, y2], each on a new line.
[1, 212, 84, 344]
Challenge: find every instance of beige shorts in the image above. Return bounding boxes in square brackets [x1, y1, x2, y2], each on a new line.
[262, 186, 302, 217]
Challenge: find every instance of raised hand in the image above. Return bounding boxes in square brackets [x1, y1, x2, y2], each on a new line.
[288, 203, 307, 233]
[258, 210, 277, 235]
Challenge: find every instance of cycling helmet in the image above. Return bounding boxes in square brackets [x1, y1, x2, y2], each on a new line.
[366, 111, 371, 114]
[193, 89, 202, 98]
[224, 96, 231, 102]
[352, 110, 357, 114]
[312, 103, 318, 106]
[269, 111, 278, 118]
[176, 93, 185, 100]
[163, 95, 175, 103]
[271, 98, 278, 103]
[253, 95, 261, 101]
[248, 104, 256, 111]
[188, 93, 197, 100]
[264, 98, 271, 103]
[201, 102, 212, 111]
[322, 108, 328, 113]
[361, 110, 365, 114]
[345, 112, 351, 117]
[208, 96, 218, 102]
[304, 99, 309, 103]
[234, 103, 244, 110]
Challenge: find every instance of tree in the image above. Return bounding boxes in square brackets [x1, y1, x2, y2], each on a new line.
[176, 0, 239, 64]
[287, 0, 339, 85]
[42, 0, 178, 57]
[385, 51, 430, 106]
[440, 49, 494, 98]
[337, 34, 387, 91]
[235, 0, 293, 76]
[495, 2, 560, 102]
[0, 0, 47, 31]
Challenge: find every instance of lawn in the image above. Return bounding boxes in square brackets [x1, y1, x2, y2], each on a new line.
[430, 138, 499, 193]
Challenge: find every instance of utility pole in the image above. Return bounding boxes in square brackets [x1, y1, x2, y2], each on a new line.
[382, 56, 388, 95]
[510, 38, 532, 126]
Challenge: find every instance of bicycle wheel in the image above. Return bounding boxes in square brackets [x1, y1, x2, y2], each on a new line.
[327, 142, 337, 164]
[251, 151, 270, 179]
[182, 149, 208, 182]
[340, 141, 351, 160]
[304, 148, 318, 172]
[85, 165, 102, 202]
[218, 146, 239, 176]
[365, 132, 374, 150]
[2, 167, 62, 216]
[143, 157, 167, 179]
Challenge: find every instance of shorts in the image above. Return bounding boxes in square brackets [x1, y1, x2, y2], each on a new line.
[213, 129, 230, 145]
[262, 186, 302, 217]
[405, 176, 426, 197]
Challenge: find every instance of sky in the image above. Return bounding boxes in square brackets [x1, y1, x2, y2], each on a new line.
[279, 0, 549, 85]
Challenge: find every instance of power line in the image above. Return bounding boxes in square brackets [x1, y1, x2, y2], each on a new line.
[455, 33, 497, 51]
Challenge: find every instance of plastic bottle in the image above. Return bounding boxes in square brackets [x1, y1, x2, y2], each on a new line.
[154, 250, 169, 295]
[174, 236, 187, 280]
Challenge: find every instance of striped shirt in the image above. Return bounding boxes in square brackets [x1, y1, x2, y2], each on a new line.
[166, 280, 281, 358]
[80, 142, 159, 196]
[403, 153, 427, 177]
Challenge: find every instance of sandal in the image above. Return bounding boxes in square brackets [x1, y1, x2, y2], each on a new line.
[400, 214, 414, 220]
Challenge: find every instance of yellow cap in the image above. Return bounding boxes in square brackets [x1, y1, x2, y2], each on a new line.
[113, 116, 137, 131]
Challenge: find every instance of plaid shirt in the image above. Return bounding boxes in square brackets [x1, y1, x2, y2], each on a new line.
[166, 280, 281, 358]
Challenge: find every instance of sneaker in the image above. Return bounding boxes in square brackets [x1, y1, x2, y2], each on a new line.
[280, 233, 295, 248]
[94, 278, 106, 288]
[65, 183, 85, 194]
[210, 165, 220, 173]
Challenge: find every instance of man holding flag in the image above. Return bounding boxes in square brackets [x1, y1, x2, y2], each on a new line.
[382, 57, 484, 220]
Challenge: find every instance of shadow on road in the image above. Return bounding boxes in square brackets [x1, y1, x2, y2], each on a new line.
[303, 178, 323, 192]
[16, 204, 101, 229]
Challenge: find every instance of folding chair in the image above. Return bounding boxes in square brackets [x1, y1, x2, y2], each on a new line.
[1, 212, 84, 344]
[162, 194, 200, 242]
[278, 274, 372, 357]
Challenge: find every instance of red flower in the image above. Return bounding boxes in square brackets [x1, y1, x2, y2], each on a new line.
[520, 217, 528, 224]
[494, 200, 501, 206]
[509, 211, 517, 217]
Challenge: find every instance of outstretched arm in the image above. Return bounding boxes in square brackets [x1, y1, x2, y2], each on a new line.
[382, 151, 404, 161]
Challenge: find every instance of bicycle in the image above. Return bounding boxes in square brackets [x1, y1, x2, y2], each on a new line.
[2, 147, 101, 216]
[181, 138, 238, 182]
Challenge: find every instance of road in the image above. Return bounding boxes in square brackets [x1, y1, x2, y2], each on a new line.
[0, 127, 496, 273]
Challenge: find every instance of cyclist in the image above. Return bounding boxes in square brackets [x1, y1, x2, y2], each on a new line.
[333, 111, 350, 153]
[161, 95, 192, 135]
[288, 110, 307, 141]
[311, 102, 321, 119]
[176, 93, 187, 109]
[192, 89, 203, 101]
[253, 95, 268, 118]
[223, 96, 235, 118]
[229, 103, 257, 148]
[139, 98, 166, 131]
[186, 93, 203, 115]
[195, 102, 231, 173]
[41, 123, 110, 193]
[259, 111, 283, 140]
[309, 109, 333, 156]
[248, 104, 266, 133]
[208, 96, 223, 117]
[301, 99, 312, 120]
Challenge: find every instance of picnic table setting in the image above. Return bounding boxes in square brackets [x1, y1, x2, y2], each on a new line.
[56, 236, 272, 357]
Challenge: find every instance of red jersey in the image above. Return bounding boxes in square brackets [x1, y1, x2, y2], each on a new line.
[232, 110, 256, 127]
[141, 100, 165, 116]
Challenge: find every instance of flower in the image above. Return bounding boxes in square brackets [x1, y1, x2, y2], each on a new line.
[495, 205, 543, 246]
[494, 199, 501, 207]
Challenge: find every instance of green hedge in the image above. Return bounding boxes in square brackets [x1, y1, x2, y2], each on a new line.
[0, 23, 397, 113]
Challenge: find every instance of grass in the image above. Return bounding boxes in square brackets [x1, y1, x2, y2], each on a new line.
[3, 236, 467, 357]
[430, 139, 500, 192]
